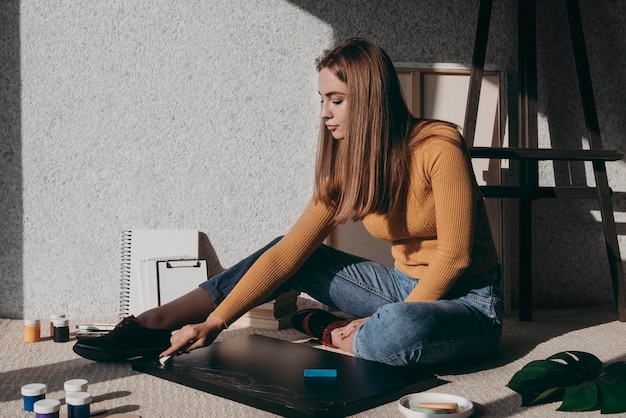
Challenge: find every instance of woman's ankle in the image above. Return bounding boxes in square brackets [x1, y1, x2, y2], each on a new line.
[135, 309, 167, 330]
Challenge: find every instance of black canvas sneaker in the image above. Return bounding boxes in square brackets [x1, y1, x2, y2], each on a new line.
[72, 316, 171, 362]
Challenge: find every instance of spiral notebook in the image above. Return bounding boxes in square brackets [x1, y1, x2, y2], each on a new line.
[119, 229, 200, 317]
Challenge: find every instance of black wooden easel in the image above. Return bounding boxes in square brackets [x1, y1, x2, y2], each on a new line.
[464, 0, 626, 321]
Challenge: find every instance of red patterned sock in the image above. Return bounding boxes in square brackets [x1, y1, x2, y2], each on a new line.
[320, 320, 351, 348]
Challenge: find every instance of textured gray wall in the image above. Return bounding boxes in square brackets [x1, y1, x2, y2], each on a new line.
[1, 0, 625, 319]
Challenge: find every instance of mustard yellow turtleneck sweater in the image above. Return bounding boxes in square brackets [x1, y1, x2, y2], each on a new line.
[211, 121, 499, 326]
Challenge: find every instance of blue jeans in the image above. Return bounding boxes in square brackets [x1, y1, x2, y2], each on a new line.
[200, 236, 503, 366]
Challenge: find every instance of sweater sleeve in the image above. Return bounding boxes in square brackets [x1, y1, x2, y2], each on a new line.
[210, 197, 337, 326]
[404, 137, 477, 302]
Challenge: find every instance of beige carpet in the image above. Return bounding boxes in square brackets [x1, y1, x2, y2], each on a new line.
[3, 305, 626, 418]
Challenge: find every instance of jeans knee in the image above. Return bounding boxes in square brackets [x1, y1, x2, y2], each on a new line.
[353, 301, 501, 366]
[353, 303, 432, 365]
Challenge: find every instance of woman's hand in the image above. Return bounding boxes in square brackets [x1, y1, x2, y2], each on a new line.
[330, 316, 370, 353]
[159, 315, 226, 358]
[337, 317, 370, 340]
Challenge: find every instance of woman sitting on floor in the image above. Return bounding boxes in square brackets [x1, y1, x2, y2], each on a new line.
[73, 37, 503, 367]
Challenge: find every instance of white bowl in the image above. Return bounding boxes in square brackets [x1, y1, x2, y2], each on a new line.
[398, 392, 474, 417]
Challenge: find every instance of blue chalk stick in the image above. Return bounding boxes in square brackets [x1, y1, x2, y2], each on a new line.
[304, 369, 337, 378]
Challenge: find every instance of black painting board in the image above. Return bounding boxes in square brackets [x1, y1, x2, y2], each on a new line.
[132, 334, 441, 417]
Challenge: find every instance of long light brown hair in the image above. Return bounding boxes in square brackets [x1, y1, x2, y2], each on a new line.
[314, 38, 414, 223]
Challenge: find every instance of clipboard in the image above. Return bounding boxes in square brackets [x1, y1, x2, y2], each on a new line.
[156, 259, 209, 305]
[138, 258, 209, 311]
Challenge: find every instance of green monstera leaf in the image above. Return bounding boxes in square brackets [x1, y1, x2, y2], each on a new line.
[507, 351, 626, 414]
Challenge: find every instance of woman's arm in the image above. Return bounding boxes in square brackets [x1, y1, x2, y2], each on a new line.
[211, 197, 337, 325]
[162, 197, 337, 356]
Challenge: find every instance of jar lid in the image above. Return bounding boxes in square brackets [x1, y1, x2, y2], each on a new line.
[21, 383, 47, 396]
[24, 319, 40, 326]
[53, 318, 69, 327]
[66, 391, 92, 405]
[33, 399, 61, 413]
[64, 378, 89, 392]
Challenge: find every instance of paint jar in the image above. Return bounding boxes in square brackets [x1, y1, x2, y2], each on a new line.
[64, 378, 88, 394]
[53, 318, 70, 342]
[49, 314, 66, 337]
[24, 319, 41, 343]
[66, 391, 91, 418]
[21, 383, 47, 411]
[33, 398, 60, 418]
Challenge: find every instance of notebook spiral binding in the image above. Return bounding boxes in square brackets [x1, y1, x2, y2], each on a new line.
[119, 230, 133, 318]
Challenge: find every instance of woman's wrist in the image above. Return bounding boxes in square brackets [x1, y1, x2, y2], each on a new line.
[206, 314, 228, 330]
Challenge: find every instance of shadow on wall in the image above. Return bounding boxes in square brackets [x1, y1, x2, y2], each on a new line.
[285, 0, 483, 63]
[0, 0, 22, 318]
[530, 0, 626, 306]
[199, 232, 225, 277]
[541, 0, 626, 232]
